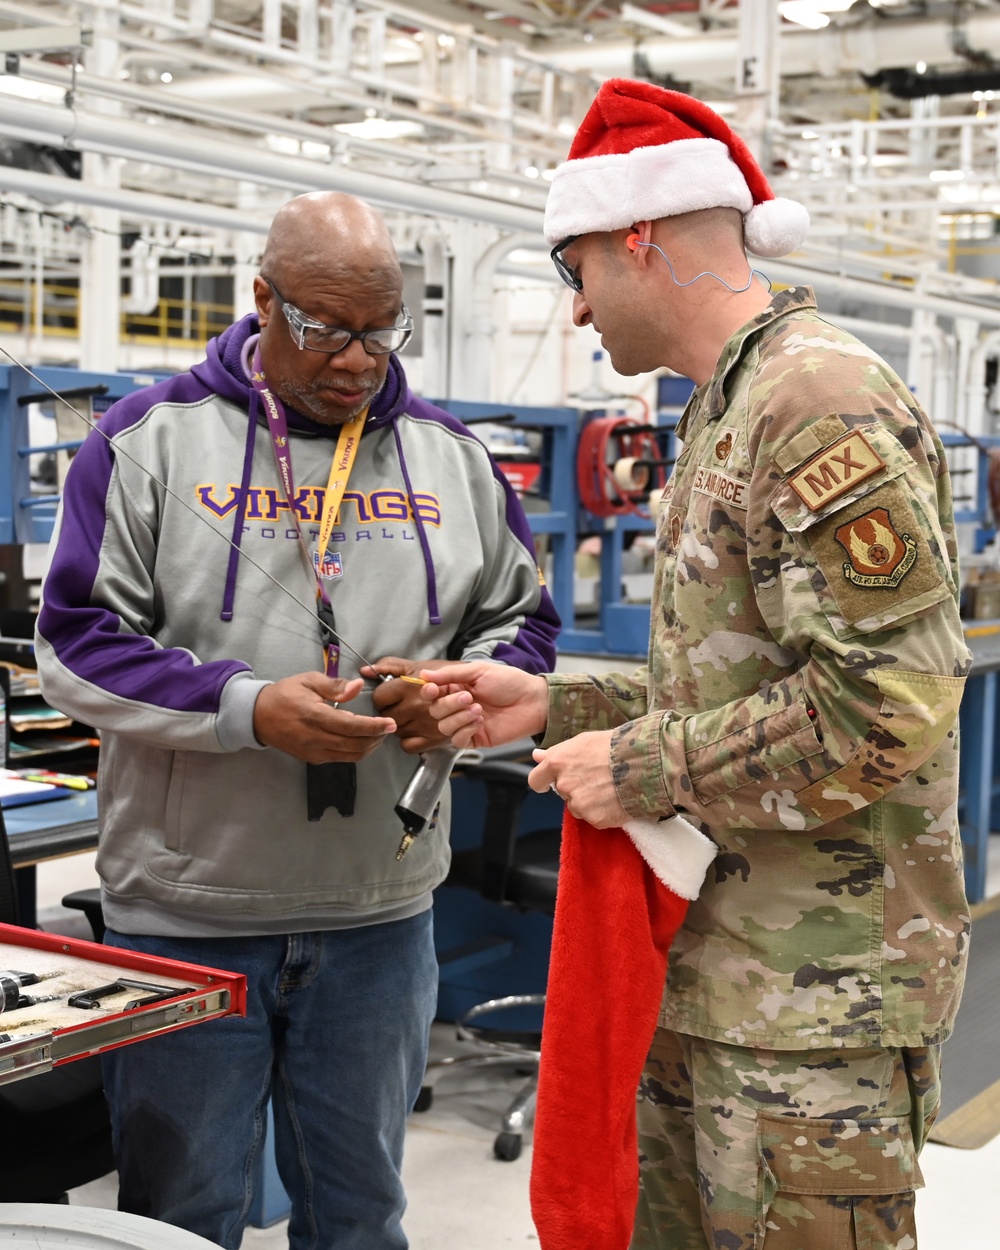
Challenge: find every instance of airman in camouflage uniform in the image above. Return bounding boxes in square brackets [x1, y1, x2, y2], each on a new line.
[541, 284, 970, 1248]
[420, 80, 970, 1250]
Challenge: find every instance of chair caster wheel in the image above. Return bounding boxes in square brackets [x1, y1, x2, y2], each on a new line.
[494, 1131, 522, 1161]
[413, 1085, 433, 1113]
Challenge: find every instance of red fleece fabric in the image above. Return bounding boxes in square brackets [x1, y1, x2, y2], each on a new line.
[529, 811, 689, 1250]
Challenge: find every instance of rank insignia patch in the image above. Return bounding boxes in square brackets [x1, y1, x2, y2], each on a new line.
[834, 508, 916, 587]
[714, 428, 736, 464]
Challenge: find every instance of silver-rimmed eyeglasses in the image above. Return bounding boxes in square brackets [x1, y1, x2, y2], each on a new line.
[267, 280, 413, 355]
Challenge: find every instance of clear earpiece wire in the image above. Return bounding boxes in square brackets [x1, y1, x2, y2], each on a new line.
[632, 239, 771, 293]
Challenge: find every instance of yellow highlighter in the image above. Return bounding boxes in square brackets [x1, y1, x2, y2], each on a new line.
[20, 772, 92, 791]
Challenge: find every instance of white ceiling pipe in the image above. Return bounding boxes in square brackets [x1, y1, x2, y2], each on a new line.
[16, 60, 559, 198]
[466, 231, 543, 401]
[796, 239, 998, 297]
[961, 327, 1000, 435]
[824, 313, 912, 340]
[0, 95, 546, 233]
[765, 261, 1000, 326]
[121, 237, 160, 316]
[549, 16, 1000, 81]
[780, 111, 1000, 136]
[0, 164, 271, 234]
[915, 318, 957, 426]
[807, 197, 1000, 215]
[497, 261, 561, 284]
[17, 60, 449, 168]
[418, 230, 449, 398]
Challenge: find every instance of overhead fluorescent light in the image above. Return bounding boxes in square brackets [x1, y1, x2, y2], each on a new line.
[779, 0, 855, 29]
[336, 118, 425, 141]
[621, 3, 694, 38]
[779, 2, 830, 29]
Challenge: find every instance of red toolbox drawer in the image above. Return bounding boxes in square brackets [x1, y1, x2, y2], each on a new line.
[0, 922, 246, 1086]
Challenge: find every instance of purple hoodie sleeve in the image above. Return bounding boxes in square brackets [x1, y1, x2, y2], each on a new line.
[484, 461, 560, 674]
[403, 395, 560, 674]
[35, 382, 253, 751]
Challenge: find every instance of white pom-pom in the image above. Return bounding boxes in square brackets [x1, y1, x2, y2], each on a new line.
[743, 197, 810, 258]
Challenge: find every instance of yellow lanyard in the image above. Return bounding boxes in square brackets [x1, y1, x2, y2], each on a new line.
[317, 407, 368, 554]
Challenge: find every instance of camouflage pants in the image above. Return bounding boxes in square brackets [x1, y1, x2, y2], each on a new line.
[632, 1029, 941, 1250]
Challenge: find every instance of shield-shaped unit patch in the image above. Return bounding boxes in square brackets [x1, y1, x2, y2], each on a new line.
[834, 507, 916, 588]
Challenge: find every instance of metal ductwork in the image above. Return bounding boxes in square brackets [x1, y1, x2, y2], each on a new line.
[549, 17, 1000, 85]
[863, 66, 1000, 99]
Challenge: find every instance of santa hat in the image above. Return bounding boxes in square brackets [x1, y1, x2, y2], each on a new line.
[543, 78, 808, 258]
[530, 809, 716, 1250]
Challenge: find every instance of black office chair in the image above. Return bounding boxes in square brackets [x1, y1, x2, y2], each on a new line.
[60, 886, 105, 943]
[417, 759, 560, 1161]
[0, 806, 116, 1201]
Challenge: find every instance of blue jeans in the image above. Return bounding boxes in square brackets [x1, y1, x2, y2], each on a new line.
[102, 912, 437, 1250]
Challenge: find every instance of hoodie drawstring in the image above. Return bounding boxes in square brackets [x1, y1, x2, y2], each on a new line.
[220, 389, 260, 621]
[392, 419, 441, 626]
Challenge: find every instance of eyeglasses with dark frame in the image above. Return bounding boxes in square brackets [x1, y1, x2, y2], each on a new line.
[550, 235, 583, 292]
[266, 280, 414, 355]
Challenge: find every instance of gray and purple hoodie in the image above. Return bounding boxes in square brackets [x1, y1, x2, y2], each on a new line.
[36, 314, 559, 938]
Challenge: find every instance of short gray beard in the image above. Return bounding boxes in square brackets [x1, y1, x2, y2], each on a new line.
[279, 376, 384, 425]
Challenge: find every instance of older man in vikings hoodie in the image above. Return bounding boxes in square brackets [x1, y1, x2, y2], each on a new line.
[36, 191, 559, 1250]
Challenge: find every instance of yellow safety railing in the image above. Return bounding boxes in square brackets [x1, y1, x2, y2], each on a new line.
[0, 281, 233, 348]
[946, 216, 1000, 274]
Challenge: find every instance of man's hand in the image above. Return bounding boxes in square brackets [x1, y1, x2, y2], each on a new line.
[418, 661, 549, 749]
[363, 656, 447, 755]
[527, 732, 630, 829]
[253, 672, 395, 764]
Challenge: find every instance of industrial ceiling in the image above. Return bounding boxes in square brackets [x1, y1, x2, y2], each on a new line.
[3, 2, 1000, 336]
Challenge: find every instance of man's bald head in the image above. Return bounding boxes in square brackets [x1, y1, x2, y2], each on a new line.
[253, 193, 407, 425]
[260, 192, 403, 293]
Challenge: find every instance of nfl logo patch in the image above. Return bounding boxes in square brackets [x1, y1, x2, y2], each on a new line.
[314, 550, 343, 579]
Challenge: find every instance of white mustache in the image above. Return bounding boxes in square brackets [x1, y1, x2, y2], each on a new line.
[315, 379, 378, 394]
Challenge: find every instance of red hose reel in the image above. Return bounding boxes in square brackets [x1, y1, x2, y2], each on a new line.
[576, 415, 667, 518]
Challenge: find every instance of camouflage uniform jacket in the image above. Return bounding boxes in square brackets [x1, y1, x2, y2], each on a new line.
[544, 286, 971, 1049]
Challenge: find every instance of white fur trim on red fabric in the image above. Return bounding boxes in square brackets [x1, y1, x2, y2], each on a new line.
[543, 138, 753, 245]
[623, 816, 716, 902]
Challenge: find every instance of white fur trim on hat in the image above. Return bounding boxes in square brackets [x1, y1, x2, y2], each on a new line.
[544, 138, 751, 245]
[544, 138, 809, 258]
[624, 816, 717, 902]
[743, 198, 810, 258]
